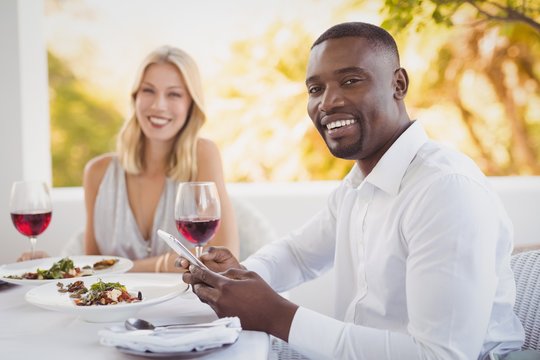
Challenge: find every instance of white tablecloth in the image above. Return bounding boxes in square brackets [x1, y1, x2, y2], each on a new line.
[0, 275, 269, 360]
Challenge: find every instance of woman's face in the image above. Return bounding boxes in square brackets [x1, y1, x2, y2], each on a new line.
[134, 62, 193, 144]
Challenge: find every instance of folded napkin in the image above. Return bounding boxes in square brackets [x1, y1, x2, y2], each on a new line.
[99, 317, 241, 353]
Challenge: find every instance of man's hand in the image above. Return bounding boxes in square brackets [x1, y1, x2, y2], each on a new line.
[182, 265, 299, 341]
[177, 246, 242, 273]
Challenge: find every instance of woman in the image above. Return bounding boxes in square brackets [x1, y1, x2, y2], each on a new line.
[20, 46, 239, 271]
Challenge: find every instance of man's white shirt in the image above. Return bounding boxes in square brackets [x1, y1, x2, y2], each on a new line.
[243, 121, 524, 359]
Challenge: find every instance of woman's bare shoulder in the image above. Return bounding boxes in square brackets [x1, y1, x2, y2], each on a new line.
[196, 137, 220, 159]
[84, 153, 116, 188]
[195, 138, 224, 181]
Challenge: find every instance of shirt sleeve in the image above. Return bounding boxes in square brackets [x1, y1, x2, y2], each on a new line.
[289, 307, 422, 359]
[287, 174, 511, 359]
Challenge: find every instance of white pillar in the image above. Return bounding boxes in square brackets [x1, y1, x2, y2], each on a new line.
[0, 0, 51, 262]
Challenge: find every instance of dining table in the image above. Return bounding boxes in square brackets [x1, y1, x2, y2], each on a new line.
[0, 274, 270, 360]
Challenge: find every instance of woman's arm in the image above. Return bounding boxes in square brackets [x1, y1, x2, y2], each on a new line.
[128, 251, 185, 273]
[82, 154, 114, 256]
[195, 138, 240, 258]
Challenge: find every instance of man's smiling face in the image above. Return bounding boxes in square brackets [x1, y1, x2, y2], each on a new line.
[305, 36, 401, 162]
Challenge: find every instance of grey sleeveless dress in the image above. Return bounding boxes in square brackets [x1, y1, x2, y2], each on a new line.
[94, 157, 190, 260]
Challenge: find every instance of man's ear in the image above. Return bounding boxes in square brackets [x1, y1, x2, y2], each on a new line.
[393, 67, 409, 100]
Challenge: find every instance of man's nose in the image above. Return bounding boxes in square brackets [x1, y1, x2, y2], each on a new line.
[319, 86, 345, 113]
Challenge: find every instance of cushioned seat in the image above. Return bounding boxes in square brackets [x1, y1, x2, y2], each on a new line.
[511, 250, 540, 351]
[492, 250, 540, 359]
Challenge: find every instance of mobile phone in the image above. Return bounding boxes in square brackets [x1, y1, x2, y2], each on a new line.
[157, 229, 208, 269]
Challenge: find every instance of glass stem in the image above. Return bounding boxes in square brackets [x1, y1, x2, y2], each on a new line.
[29, 236, 37, 259]
[195, 246, 203, 258]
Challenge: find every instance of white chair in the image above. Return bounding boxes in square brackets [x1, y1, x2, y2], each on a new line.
[511, 250, 540, 351]
[61, 229, 84, 256]
[231, 197, 277, 261]
[490, 250, 540, 359]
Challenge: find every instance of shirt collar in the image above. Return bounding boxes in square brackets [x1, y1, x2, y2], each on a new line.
[344, 121, 428, 196]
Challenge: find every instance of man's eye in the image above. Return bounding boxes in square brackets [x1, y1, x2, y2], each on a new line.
[308, 86, 321, 94]
[343, 78, 361, 85]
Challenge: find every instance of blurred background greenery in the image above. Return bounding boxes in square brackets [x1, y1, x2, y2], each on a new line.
[47, 0, 540, 187]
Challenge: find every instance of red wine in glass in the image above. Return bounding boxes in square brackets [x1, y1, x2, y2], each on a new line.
[176, 218, 220, 246]
[11, 211, 52, 237]
[10, 181, 52, 259]
[175, 182, 221, 258]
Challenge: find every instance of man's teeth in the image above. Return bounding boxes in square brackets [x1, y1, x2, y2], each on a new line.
[326, 119, 356, 130]
[149, 117, 169, 126]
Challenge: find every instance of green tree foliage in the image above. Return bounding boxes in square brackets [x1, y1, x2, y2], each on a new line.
[47, 1, 540, 183]
[417, 23, 540, 174]
[373, 0, 540, 174]
[205, 22, 353, 181]
[383, 0, 540, 175]
[210, 0, 540, 180]
[49, 51, 123, 186]
[378, 0, 540, 33]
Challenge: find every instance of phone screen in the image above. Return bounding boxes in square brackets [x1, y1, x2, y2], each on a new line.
[157, 229, 208, 269]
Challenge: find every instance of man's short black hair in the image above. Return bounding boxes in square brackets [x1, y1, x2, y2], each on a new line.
[312, 22, 400, 64]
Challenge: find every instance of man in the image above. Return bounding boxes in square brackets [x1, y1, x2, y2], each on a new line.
[181, 22, 524, 359]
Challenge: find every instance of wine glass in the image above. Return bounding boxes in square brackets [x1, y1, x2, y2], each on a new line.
[10, 181, 52, 259]
[174, 182, 221, 258]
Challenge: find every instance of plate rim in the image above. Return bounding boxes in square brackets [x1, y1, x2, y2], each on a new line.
[0, 255, 134, 286]
[24, 273, 188, 319]
[115, 342, 233, 358]
[24, 273, 188, 307]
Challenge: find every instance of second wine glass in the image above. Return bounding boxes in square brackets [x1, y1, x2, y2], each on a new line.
[174, 182, 221, 258]
[10, 181, 52, 259]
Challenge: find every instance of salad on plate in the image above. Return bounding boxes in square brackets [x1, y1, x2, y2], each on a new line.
[3, 257, 119, 280]
[0, 256, 133, 286]
[57, 279, 142, 306]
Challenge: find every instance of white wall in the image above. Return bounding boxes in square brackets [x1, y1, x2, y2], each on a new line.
[0, 0, 51, 181]
[3, 177, 539, 263]
[0, 0, 52, 264]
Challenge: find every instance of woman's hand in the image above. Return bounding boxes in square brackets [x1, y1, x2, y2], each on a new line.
[17, 250, 50, 262]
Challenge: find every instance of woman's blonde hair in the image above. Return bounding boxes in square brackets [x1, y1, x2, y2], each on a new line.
[117, 45, 205, 181]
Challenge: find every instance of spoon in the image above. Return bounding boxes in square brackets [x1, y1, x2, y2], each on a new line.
[125, 317, 226, 331]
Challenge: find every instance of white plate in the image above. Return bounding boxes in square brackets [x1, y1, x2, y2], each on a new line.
[25, 273, 188, 322]
[116, 344, 232, 358]
[0, 256, 133, 286]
